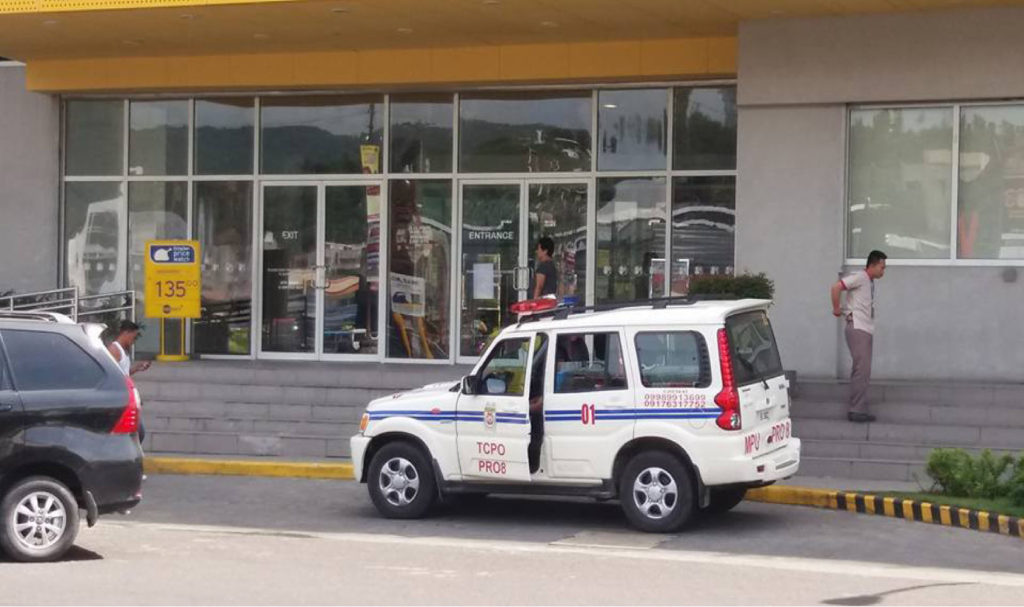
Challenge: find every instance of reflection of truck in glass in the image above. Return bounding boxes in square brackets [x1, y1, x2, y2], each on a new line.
[66, 198, 123, 296]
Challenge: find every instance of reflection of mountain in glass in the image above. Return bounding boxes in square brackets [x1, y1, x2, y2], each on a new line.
[262, 126, 384, 174]
[461, 119, 591, 173]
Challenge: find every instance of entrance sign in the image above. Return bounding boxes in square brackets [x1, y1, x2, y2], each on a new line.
[144, 240, 201, 319]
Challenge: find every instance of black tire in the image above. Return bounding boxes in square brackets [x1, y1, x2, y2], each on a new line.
[0, 476, 81, 563]
[618, 451, 695, 533]
[700, 487, 747, 515]
[367, 442, 437, 519]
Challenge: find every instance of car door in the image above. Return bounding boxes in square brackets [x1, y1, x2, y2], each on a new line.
[543, 329, 635, 480]
[0, 333, 25, 459]
[456, 333, 535, 482]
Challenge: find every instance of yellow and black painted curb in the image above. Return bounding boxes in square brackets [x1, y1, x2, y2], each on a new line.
[145, 456, 355, 481]
[747, 485, 1024, 540]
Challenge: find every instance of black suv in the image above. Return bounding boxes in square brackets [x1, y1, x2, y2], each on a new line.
[0, 312, 143, 562]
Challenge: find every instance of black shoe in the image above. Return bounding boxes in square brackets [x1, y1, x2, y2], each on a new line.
[847, 412, 876, 423]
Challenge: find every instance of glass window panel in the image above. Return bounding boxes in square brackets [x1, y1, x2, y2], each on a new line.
[390, 94, 453, 173]
[598, 89, 667, 171]
[958, 105, 1024, 259]
[528, 183, 587, 300]
[477, 337, 530, 396]
[388, 179, 452, 360]
[634, 332, 710, 388]
[129, 100, 189, 176]
[195, 98, 255, 175]
[64, 181, 126, 296]
[261, 186, 318, 353]
[596, 177, 667, 303]
[726, 311, 784, 386]
[847, 107, 953, 260]
[553, 332, 628, 393]
[671, 176, 735, 295]
[672, 86, 737, 170]
[193, 181, 253, 356]
[460, 91, 591, 173]
[323, 185, 380, 355]
[260, 95, 384, 174]
[2, 331, 104, 391]
[65, 99, 123, 176]
[128, 181, 188, 357]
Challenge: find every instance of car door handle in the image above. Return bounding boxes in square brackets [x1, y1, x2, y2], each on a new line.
[0, 402, 14, 413]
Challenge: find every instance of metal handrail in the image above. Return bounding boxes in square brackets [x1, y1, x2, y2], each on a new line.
[0, 287, 134, 322]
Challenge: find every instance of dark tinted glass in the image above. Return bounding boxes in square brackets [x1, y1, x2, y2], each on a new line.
[2, 330, 104, 391]
[65, 100, 124, 176]
[195, 98, 255, 175]
[460, 92, 591, 172]
[261, 95, 384, 174]
[726, 311, 784, 385]
[390, 94, 453, 173]
[672, 87, 737, 170]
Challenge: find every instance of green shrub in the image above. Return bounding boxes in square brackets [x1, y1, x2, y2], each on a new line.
[688, 272, 775, 300]
[925, 448, 1015, 500]
[1010, 456, 1024, 507]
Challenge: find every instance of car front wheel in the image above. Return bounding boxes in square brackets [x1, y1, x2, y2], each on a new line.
[619, 451, 695, 533]
[0, 476, 81, 562]
[367, 442, 437, 519]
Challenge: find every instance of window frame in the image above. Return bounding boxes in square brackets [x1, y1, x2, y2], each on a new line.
[552, 330, 630, 394]
[633, 330, 711, 389]
[846, 100, 1024, 267]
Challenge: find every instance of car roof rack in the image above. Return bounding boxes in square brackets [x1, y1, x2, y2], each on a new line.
[0, 311, 75, 324]
[516, 296, 699, 326]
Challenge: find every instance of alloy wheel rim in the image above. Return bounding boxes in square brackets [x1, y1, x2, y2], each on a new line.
[378, 457, 420, 507]
[11, 491, 67, 551]
[632, 467, 678, 520]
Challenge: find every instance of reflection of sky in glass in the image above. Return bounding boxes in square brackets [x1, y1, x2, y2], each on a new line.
[598, 89, 667, 170]
[460, 94, 590, 129]
[262, 97, 383, 136]
[681, 88, 730, 123]
[131, 100, 188, 130]
[851, 107, 952, 133]
[197, 98, 254, 129]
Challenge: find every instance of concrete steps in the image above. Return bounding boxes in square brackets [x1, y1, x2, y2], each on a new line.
[135, 360, 470, 459]
[790, 378, 1024, 483]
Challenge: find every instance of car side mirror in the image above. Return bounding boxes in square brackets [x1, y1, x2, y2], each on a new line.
[462, 375, 478, 395]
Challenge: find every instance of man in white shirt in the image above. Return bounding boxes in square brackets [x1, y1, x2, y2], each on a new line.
[106, 320, 151, 440]
[830, 250, 887, 423]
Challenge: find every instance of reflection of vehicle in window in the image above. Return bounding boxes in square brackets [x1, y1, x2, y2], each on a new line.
[352, 298, 799, 533]
[66, 198, 123, 297]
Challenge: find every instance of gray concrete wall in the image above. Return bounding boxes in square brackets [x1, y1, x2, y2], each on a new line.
[0, 64, 59, 294]
[740, 7, 1024, 106]
[737, 8, 1024, 381]
[736, 105, 847, 378]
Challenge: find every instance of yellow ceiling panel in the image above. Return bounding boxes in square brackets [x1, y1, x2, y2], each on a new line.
[5, 0, 1024, 61]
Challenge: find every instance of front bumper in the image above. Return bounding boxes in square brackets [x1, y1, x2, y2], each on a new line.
[701, 438, 801, 486]
[350, 435, 371, 483]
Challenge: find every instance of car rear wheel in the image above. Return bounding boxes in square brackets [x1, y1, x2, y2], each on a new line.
[0, 477, 81, 562]
[367, 442, 437, 519]
[700, 487, 747, 515]
[619, 451, 695, 533]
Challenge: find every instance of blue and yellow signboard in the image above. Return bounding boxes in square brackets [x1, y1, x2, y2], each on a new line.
[144, 240, 201, 319]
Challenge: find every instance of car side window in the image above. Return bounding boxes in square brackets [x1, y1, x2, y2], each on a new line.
[477, 337, 531, 396]
[554, 332, 628, 393]
[1, 330, 105, 391]
[634, 331, 711, 388]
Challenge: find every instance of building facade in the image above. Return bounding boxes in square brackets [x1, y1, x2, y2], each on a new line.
[2, 1, 1024, 381]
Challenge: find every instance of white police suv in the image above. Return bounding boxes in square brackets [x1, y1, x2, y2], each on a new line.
[351, 297, 800, 532]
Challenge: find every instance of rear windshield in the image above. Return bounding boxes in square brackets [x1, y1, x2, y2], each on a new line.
[725, 311, 783, 386]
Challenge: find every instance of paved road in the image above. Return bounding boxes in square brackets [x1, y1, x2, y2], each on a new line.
[1, 475, 1022, 605]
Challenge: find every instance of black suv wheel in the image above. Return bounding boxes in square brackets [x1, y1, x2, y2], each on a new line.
[0, 477, 81, 562]
[367, 442, 437, 519]
[619, 451, 696, 533]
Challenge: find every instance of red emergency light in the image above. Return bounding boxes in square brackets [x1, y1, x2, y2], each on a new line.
[509, 298, 559, 315]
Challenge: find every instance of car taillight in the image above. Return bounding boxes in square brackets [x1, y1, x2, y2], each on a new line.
[112, 376, 140, 434]
[509, 298, 558, 314]
[714, 328, 742, 431]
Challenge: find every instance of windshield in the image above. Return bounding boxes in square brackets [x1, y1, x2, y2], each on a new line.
[725, 311, 783, 386]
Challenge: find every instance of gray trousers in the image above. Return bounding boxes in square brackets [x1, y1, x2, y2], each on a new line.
[845, 322, 873, 415]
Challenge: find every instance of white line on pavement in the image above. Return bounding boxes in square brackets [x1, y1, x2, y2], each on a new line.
[103, 520, 1024, 589]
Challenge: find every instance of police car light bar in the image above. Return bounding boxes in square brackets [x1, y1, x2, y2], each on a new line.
[509, 298, 559, 315]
